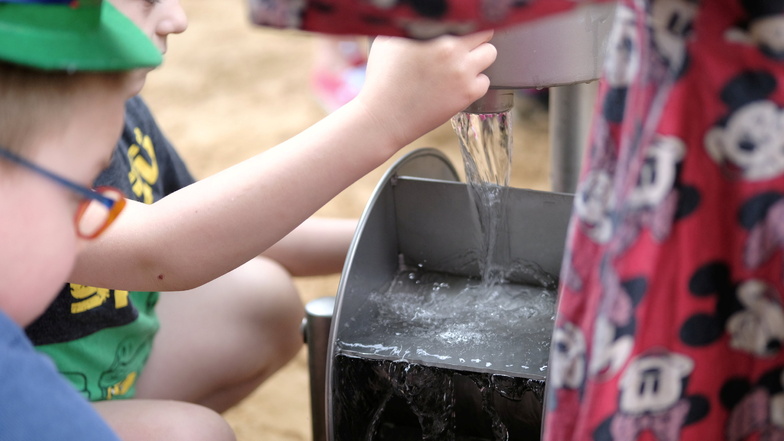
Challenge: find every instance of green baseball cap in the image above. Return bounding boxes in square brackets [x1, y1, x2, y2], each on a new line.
[0, 0, 162, 71]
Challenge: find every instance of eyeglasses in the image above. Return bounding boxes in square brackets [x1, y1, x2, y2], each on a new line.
[0, 146, 126, 239]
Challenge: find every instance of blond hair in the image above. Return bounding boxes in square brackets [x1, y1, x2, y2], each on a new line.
[0, 61, 126, 155]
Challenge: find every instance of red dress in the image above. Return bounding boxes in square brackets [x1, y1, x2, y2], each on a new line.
[252, 0, 784, 438]
[551, 1, 784, 440]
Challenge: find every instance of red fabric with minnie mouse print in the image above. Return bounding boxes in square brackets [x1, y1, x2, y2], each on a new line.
[249, 0, 784, 439]
[550, 1, 784, 440]
[248, 0, 603, 38]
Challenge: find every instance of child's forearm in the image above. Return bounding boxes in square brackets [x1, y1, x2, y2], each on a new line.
[70, 99, 414, 290]
[69, 32, 496, 291]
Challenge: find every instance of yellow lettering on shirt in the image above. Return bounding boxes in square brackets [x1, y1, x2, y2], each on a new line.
[69, 284, 131, 314]
[127, 127, 159, 204]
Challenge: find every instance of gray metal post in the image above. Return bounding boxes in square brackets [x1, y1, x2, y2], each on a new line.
[303, 296, 335, 441]
[548, 81, 597, 193]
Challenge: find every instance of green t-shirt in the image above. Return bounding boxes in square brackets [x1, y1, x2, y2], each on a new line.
[25, 96, 196, 401]
[34, 291, 159, 401]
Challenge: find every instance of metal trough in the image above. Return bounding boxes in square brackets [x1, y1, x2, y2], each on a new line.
[315, 149, 573, 441]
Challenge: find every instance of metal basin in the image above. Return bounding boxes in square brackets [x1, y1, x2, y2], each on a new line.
[325, 149, 573, 441]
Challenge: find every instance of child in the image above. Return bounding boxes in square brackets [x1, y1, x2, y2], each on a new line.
[0, 0, 162, 438]
[25, 0, 349, 420]
[22, 0, 497, 439]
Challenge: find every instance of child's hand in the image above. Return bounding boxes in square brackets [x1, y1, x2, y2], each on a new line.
[355, 31, 496, 149]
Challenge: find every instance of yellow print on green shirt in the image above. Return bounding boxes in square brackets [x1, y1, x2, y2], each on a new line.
[127, 127, 159, 204]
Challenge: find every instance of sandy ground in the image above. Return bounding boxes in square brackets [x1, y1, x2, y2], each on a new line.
[141, 1, 552, 439]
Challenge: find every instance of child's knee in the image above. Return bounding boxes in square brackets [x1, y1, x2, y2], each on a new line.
[233, 257, 304, 351]
[161, 403, 236, 441]
[246, 257, 302, 312]
[96, 400, 236, 441]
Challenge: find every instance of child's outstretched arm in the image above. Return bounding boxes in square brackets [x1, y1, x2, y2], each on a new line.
[71, 31, 496, 291]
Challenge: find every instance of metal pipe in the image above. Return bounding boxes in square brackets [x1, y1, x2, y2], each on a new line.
[464, 88, 514, 114]
[303, 296, 335, 441]
[549, 81, 597, 193]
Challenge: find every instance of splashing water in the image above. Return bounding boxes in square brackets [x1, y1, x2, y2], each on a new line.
[337, 267, 555, 377]
[451, 111, 513, 286]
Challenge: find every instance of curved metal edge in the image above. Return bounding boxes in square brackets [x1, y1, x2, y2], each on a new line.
[324, 148, 459, 441]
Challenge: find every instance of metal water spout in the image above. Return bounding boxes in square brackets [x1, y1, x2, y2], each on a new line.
[466, 2, 617, 193]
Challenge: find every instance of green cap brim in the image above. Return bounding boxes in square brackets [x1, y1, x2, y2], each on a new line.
[0, 1, 162, 71]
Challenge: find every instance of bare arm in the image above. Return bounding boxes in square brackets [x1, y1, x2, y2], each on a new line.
[261, 217, 357, 277]
[69, 32, 496, 291]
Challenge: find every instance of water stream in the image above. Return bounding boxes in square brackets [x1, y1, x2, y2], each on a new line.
[451, 110, 513, 286]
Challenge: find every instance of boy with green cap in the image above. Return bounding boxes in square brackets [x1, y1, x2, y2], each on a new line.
[18, 0, 496, 438]
[0, 0, 161, 438]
